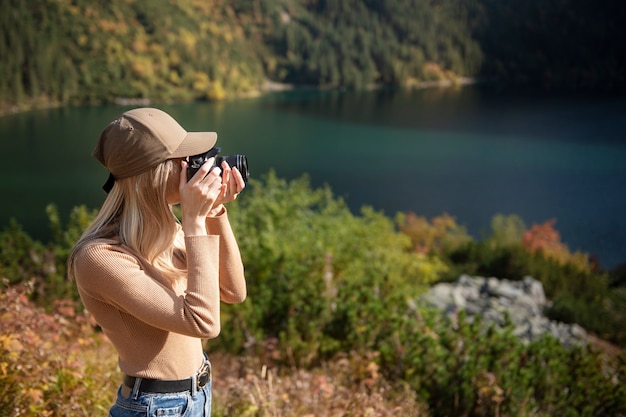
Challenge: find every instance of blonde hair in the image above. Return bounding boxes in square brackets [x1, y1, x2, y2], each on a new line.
[68, 159, 186, 281]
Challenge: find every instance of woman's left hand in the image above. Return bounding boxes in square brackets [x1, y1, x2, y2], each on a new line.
[207, 161, 245, 217]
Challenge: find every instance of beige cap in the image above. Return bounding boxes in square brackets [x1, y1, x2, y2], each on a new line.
[93, 107, 217, 191]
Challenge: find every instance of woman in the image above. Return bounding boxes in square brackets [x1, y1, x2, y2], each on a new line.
[68, 107, 247, 416]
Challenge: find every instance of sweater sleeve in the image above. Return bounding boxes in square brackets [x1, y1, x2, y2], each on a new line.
[74, 235, 222, 339]
[205, 209, 247, 304]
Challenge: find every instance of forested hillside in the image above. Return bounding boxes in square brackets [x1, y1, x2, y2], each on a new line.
[1, 0, 624, 114]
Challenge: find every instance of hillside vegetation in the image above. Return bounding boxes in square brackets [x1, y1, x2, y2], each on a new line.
[2, 0, 624, 114]
[2, 172, 625, 415]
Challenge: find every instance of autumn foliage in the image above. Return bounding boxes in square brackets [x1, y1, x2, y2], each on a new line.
[396, 212, 471, 254]
[522, 218, 593, 271]
[0, 281, 119, 416]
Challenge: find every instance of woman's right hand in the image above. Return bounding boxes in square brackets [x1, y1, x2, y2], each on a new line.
[179, 158, 226, 236]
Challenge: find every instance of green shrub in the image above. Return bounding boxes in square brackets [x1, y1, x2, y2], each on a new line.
[0, 219, 47, 286]
[1, 172, 625, 415]
[378, 305, 626, 417]
[219, 171, 446, 365]
[0, 204, 97, 307]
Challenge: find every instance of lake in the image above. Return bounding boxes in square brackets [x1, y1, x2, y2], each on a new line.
[1, 85, 625, 268]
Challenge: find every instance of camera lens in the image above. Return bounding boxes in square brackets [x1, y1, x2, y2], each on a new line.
[220, 155, 249, 183]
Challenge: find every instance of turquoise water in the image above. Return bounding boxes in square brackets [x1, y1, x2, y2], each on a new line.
[1, 86, 625, 268]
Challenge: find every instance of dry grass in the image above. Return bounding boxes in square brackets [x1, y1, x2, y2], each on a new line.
[211, 351, 429, 417]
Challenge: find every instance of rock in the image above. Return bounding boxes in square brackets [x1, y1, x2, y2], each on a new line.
[523, 276, 547, 307]
[421, 275, 587, 347]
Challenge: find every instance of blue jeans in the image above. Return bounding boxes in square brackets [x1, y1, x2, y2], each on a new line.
[109, 378, 212, 417]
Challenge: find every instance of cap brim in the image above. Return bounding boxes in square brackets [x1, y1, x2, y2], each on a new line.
[171, 131, 218, 158]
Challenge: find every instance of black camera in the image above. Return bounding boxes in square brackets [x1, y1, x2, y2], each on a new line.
[186, 147, 249, 183]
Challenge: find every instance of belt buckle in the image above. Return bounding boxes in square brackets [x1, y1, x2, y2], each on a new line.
[196, 363, 211, 389]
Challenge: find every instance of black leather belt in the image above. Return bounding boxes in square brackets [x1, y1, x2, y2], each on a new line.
[124, 362, 211, 393]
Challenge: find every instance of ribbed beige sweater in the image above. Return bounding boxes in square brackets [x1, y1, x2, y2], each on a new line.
[74, 211, 246, 380]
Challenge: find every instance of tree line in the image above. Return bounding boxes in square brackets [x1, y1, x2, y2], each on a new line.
[1, 0, 624, 113]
